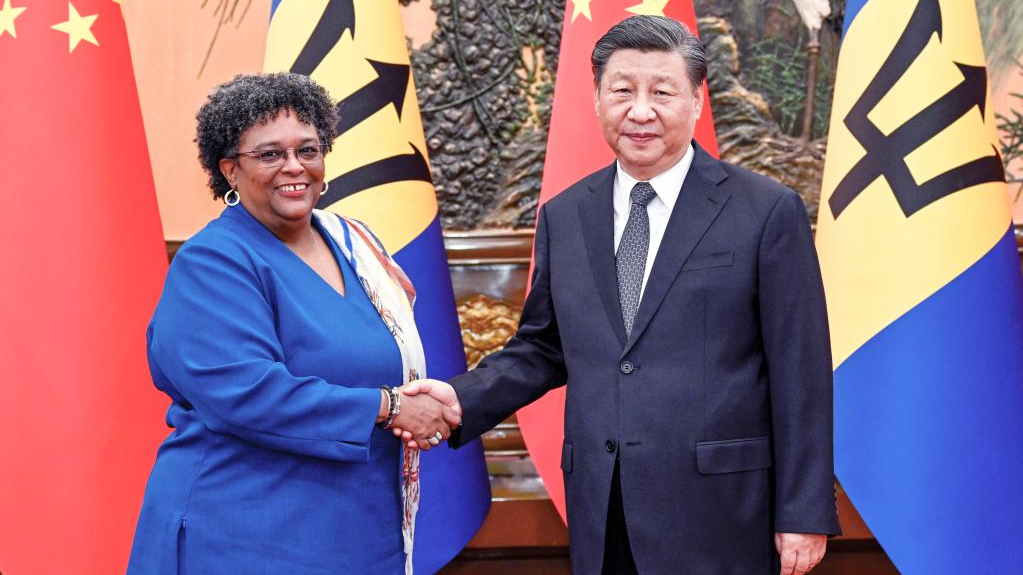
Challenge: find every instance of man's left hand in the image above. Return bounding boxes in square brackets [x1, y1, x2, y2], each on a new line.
[775, 532, 826, 575]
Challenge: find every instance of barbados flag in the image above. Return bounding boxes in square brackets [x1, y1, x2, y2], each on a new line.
[817, 0, 1023, 573]
[264, 1, 490, 572]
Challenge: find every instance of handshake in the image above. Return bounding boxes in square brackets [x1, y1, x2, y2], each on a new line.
[380, 379, 462, 450]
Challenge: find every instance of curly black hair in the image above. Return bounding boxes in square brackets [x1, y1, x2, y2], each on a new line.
[195, 72, 339, 200]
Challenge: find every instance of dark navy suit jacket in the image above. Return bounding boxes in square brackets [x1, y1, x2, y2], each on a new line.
[451, 143, 840, 575]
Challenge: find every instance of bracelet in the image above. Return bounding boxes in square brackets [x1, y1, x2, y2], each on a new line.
[379, 385, 401, 429]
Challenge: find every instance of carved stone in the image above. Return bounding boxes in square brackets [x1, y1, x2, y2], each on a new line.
[457, 293, 523, 369]
[408, 0, 565, 231]
[699, 16, 827, 220]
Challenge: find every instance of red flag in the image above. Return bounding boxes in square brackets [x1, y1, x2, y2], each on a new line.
[0, 1, 169, 573]
[520, 0, 719, 520]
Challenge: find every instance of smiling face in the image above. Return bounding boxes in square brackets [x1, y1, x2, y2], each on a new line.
[219, 109, 325, 234]
[594, 48, 703, 181]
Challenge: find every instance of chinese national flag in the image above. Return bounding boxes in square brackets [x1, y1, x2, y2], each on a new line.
[0, 1, 169, 573]
[520, 0, 718, 520]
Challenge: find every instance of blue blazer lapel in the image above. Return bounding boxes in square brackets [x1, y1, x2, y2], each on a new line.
[623, 144, 730, 357]
[578, 163, 627, 348]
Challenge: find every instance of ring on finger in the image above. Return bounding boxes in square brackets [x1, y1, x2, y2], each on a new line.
[433, 431, 443, 441]
[427, 436, 440, 446]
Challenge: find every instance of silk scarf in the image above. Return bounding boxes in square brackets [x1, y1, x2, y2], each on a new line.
[315, 210, 426, 575]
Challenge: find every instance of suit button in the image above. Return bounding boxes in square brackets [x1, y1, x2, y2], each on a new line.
[605, 440, 617, 453]
[620, 361, 634, 374]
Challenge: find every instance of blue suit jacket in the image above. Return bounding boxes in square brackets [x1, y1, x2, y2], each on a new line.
[451, 144, 840, 575]
[127, 206, 406, 575]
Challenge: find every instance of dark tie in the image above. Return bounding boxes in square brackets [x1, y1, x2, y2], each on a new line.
[617, 182, 657, 337]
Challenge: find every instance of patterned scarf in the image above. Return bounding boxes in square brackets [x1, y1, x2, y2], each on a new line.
[315, 210, 426, 575]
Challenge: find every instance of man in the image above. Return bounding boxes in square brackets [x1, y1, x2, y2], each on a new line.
[404, 15, 839, 575]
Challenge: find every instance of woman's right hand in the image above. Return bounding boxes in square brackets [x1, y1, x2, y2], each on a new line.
[389, 392, 459, 450]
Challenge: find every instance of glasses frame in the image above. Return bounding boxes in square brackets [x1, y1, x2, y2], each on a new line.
[233, 144, 328, 168]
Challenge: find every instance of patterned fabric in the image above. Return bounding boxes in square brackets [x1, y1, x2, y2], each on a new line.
[315, 210, 426, 575]
[616, 182, 658, 337]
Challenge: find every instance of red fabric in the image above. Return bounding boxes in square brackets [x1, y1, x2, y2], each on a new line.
[0, 2, 169, 573]
[518, 0, 719, 520]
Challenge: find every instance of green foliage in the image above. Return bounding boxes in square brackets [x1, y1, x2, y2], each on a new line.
[742, 28, 836, 139]
[995, 71, 1023, 203]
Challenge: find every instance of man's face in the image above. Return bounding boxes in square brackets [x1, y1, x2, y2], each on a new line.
[594, 48, 703, 181]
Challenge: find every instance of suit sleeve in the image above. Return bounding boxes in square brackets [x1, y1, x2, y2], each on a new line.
[148, 242, 381, 462]
[450, 204, 568, 446]
[757, 191, 841, 535]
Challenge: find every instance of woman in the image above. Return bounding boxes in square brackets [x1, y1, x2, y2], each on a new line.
[127, 73, 458, 575]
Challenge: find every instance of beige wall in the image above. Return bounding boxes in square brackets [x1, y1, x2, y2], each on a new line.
[123, 0, 271, 242]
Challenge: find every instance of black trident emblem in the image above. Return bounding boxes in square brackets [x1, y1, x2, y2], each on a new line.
[828, 0, 1005, 220]
[287, 0, 433, 208]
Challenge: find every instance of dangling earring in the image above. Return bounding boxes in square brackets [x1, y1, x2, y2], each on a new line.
[320, 181, 329, 197]
[224, 188, 240, 206]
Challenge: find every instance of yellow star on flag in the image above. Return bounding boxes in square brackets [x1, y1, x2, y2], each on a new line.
[51, 2, 99, 52]
[570, 0, 594, 23]
[0, 0, 27, 39]
[626, 0, 669, 17]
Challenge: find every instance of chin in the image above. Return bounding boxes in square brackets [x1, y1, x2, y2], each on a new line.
[620, 147, 661, 163]
[623, 157, 660, 171]
[274, 202, 316, 220]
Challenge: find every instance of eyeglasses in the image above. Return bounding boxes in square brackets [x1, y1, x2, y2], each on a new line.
[234, 144, 327, 168]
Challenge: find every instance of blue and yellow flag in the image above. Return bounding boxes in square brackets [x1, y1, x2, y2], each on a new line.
[265, 1, 490, 572]
[817, 0, 1023, 572]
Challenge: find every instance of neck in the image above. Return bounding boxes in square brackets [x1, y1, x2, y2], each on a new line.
[234, 199, 317, 249]
[264, 216, 315, 249]
[619, 145, 691, 182]
[620, 162, 671, 182]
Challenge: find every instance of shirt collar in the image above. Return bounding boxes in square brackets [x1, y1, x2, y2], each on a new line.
[615, 143, 695, 210]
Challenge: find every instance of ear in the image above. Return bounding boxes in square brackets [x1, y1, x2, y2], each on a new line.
[593, 84, 601, 117]
[219, 158, 238, 189]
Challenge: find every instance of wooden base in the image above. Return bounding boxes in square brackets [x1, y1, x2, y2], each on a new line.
[441, 542, 898, 575]
[438, 495, 900, 575]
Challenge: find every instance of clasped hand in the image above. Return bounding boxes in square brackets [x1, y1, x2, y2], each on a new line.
[388, 379, 461, 450]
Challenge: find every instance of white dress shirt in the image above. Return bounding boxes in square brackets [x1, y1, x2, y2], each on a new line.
[613, 144, 695, 299]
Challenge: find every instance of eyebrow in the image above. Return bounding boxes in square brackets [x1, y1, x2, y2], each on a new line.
[607, 72, 680, 84]
[249, 136, 320, 149]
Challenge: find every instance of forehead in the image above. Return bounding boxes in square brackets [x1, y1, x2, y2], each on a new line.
[603, 48, 689, 83]
[239, 109, 318, 146]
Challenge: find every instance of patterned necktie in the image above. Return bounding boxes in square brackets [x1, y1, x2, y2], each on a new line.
[617, 181, 658, 337]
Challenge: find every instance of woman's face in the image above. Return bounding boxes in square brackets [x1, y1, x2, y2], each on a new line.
[219, 109, 325, 232]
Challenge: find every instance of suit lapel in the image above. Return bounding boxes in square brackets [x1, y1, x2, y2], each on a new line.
[578, 163, 627, 348]
[623, 145, 730, 357]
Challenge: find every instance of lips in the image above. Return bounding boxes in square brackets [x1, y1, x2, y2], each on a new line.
[274, 183, 309, 198]
[626, 132, 658, 143]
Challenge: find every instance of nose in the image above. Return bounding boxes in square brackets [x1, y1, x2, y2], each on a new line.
[627, 93, 656, 123]
[280, 149, 305, 174]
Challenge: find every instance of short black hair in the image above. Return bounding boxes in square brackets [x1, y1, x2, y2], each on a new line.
[591, 15, 707, 90]
[195, 72, 339, 200]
